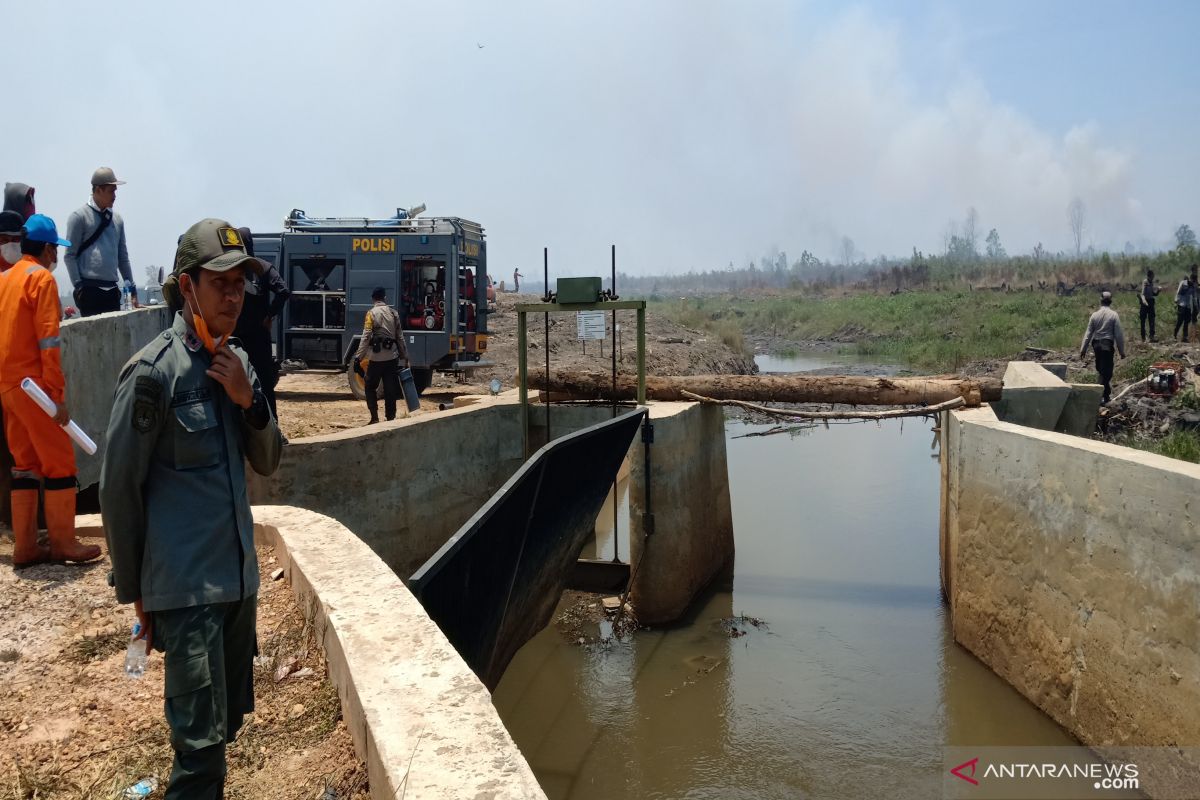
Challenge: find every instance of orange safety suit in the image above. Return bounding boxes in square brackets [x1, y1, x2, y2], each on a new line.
[0, 255, 74, 480]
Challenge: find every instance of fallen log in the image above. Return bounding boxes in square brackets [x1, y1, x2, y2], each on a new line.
[680, 391, 966, 420]
[527, 370, 1000, 407]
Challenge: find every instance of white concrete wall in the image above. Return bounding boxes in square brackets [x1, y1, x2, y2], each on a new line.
[942, 406, 1200, 797]
[253, 505, 547, 800]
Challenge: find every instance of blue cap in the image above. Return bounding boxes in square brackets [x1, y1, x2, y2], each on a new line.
[23, 214, 70, 247]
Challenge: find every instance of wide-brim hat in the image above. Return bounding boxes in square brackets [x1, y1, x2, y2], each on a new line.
[173, 218, 265, 277]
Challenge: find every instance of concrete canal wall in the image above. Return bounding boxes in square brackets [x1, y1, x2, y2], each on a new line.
[253, 505, 547, 800]
[941, 404, 1200, 796]
[249, 395, 525, 579]
[627, 402, 734, 625]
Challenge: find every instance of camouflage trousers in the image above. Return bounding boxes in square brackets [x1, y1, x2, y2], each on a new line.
[153, 596, 257, 800]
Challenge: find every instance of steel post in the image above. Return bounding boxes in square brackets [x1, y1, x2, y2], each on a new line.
[518, 309, 528, 458]
[636, 305, 646, 404]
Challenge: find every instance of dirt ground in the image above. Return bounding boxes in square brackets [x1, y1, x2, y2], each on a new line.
[275, 291, 756, 440]
[0, 536, 367, 800]
[273, 369, 467, 441]
[476, 292, 756, 382]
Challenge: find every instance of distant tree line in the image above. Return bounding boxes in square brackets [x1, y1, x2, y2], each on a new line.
[621, 204, 1199, 299]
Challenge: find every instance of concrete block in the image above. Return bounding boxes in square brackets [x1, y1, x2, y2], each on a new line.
[1041, 362, 1069, 380]
[997, 362, 1071, 432]
[1054, 383, 1103, 437]
[1002, 361, 1067, 389]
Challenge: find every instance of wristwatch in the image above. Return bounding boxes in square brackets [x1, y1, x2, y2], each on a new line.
[242, 389, 271, 429]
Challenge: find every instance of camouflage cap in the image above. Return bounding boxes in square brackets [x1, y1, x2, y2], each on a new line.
[173, 218, 265, 277]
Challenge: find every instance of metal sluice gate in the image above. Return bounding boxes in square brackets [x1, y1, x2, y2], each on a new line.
[408, 409, 647, 689]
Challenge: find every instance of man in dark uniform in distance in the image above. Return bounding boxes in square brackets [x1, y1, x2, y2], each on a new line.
[1138, 268, 1159, 342]
[232, 227, 289, 419]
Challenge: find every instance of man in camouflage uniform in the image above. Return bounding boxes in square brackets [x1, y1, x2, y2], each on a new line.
[101, 219, 283, 798]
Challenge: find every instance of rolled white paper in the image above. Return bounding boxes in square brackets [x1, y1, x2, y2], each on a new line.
[20, 377, 98, 456]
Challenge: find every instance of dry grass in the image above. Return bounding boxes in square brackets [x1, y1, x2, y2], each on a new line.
[64, 630, 127, 666]
[5, 734, 169, 800]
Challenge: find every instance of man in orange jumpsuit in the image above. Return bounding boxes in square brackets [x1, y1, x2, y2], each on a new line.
[0, 210, 22, 530]
[0, 210, 26, 531]
[0, 214, 99, 568]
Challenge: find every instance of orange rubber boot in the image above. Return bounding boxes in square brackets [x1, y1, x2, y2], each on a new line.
[11, 488, 50, 569]
[44, 488, 100, 564]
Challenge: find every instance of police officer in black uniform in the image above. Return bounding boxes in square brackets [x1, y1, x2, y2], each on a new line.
[232, 227, 290, 419]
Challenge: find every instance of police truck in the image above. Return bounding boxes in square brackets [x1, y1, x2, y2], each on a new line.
[252, 207, 491, 398]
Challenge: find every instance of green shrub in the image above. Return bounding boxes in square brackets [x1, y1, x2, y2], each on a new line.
[1155, 431, 1200, 463]
[1173, 388, 1200, 411]
[1114, 355, 1155, 384]
[653, 288, 1109, 371]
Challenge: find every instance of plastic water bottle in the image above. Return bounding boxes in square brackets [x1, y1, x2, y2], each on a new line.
[123, 622, 147, 678]
[121, 776, 159, 798]
[120, 282, 130, 310]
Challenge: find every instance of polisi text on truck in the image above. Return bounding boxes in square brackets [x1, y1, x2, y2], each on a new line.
[352, 237, 396, 253]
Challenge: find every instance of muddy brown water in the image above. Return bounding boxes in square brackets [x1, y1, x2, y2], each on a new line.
[492, 354, 1076, 799]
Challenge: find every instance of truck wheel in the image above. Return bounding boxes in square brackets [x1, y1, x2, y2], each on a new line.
[411, 368, 433, 395]
[347, 366, 367, 401]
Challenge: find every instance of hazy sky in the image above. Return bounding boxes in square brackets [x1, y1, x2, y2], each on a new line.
[8, 1, 1198, 282]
